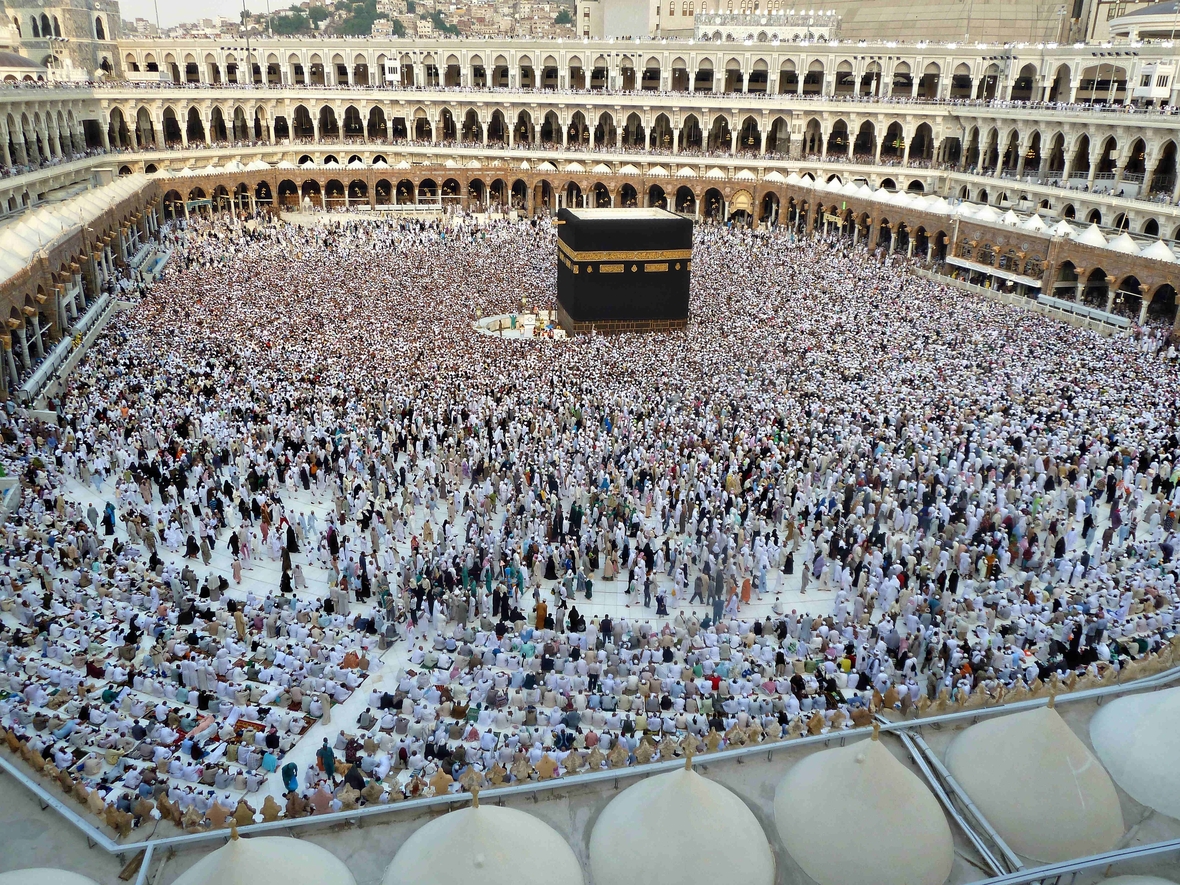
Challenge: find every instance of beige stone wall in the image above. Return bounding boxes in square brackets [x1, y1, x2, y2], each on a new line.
[828, 0, 1078, 45]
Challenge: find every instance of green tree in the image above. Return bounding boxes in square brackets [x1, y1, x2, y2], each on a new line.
[271, 11, 309, 34]
[406, 0, 415, 12]
[555, 7, 573, 24]
[308, 5, 330, 24]
[391, 19, 406, 36]
[334, 0, 379, 35]
[430, 10, 459, 35]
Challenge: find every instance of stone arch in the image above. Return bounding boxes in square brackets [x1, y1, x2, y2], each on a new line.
[703, 186, 724, 219]
[880, 121, 904, 159]
[318, 105, 339, 139]
[438, 107, 456, 141]
[342, 105, 364, 138]
[186, 106, 206, 144]
[1150, 140, 1177, 195]
[515, 110, 534, 144]
[853, 120, 875, 158]
[766, 115, 789, 155]
[368, 106, 387, 140]
[651, 113, 673, 151]
[1010, 62, 1037, 101]
[300, 179, 322, 208]
[737, 115, 760, 153]
[540, 110, 562, 145]
[462, 108, 482, 143]
[622, 112, 645, 148]
[209, 106, 228, 142]
[708, 115, 732, 152]
[418, 177, 440, 202]
[804, 59, 824, 95]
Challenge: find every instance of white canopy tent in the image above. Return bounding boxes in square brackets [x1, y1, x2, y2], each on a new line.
[589, 767, 774, 885]
[170, 834, 356, 885]
[774, 734, 954, 885]
[945, 707, 1124, 862]
[383, 802, 582, 885]
[1090, 686, 1180, 820]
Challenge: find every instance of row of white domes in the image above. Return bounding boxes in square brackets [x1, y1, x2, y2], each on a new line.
[6, 686, 1177, 885]
[801, 174, 1180, 262]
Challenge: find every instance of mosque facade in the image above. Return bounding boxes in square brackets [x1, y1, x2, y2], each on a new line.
[0, 24, 1178, 390]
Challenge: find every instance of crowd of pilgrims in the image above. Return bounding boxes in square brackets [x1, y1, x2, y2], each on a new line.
[0, 208, 1178, 835]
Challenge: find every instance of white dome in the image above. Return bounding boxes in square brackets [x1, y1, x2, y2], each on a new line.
[1106, 232, 1140, 254]
[1102, 878, 1179, 885]
[171, 836, 356, 885]
[775, 737, 953, 885]
[590, 768, 774, 885]
[384, 804, 581, 885]
[946, 707, 1124, 862]
[1091, 686, 1180, 819]
[1073, 223, 1108, 247]
[1140, 240, 1177, 262]
[0, 871, 98, 885]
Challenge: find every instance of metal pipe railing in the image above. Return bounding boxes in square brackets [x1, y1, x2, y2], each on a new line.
[907, 730, 1026, 873]
[891, 727, 1008, 877]
[972, 837, 1180, 885]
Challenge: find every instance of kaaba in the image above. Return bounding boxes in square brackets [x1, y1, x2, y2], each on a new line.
[555, 207, 692, 334]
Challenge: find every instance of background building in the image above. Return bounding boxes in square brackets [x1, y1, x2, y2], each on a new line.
[2, 0, 119, 77]
[578, 0, 1091, 43]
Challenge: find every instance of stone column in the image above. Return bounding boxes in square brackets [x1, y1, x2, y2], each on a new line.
[1105, 276, 1117, 313]
[1073, 267, 1086, 302]
[1138, 285, 1152, 325]
[16, 326, 30, 370]
[4, 339, 16, 391]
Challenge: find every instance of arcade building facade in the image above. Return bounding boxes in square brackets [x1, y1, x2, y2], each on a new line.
[0, 30, 1179, 396]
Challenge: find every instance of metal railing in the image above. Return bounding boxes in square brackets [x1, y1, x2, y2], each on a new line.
[18, 294, 113, 404]
[2, 655, 1178, 885]
[914, 269, 1134, 335]
[1039, 292, 1132, 327]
